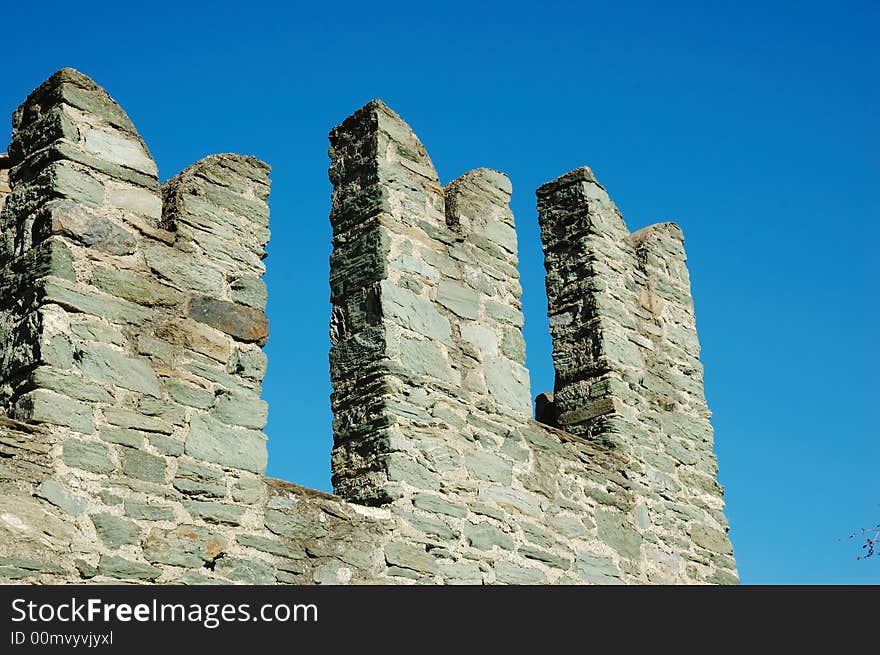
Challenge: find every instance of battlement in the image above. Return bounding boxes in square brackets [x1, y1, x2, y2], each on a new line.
[0, 70, 736, 584]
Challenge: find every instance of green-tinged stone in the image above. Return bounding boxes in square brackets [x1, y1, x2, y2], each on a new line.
[58, 82, 137, 133]
[14, 389, 94, 434]
[183, 500, 245, 526]
[519, 545, 572, 569]
[103, 407, 172, 434]
[148, 433, 185, 456]
[384, 543, 436, 574]
[213, 390, 268, 429]
[237, 534, 306, 560]
[77, 343, 161, 397]
[100, 427, 146, 448]
[164, 379, 215, 409]
[500, 326, 526, 364]
[137, 397, 186, 425]
[230, 275, 267, 310]
[75, 559, 97, 579]
[121, 448, 165, 483]
[142, 525, 226, 567]
[99, 491, 122, 505]
[463, 522, 513, 550]
[392, 334, 457, 383]
[97, 555, 161, 581]
[184, 413, 267, 475]
[231, 347, 267, 381]
[232, 476, 263, 503]
[46, 161, 104, 206]
[69, 317, 126, 345]
[173, 458, 227, 497]
[29, 366, 113, 403]
[575, 551, 623, 585]
[480, 486, 541, 516]
[690, 523, 733, 555]
[464, 450, 513, 485]
[91, 266, 180, 307]
[437, 279, 479, 319]
[394, 510, 455, 540]
[215, 556, 275, 584]
[62, 439, 113, 473]
[264, 508, 325, 540]
[437, 559, 482, 584]
[412, 493, 468, 518]
[596, 509, 643, 560]
[34, 200, 138, 255]
[380, 280, 452, 344]
[36, 480, 87, 516]
[0, 557, 65, 574]
[125, 501, 174, 521]
[494, 560, 546, 584]
[90, 513, 141, 548]
[143, 244, 224, 296]
[385, 454, 440, 491]
[40, 277, 150, 324]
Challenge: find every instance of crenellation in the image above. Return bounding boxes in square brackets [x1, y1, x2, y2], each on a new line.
[0, 69, 736, 585]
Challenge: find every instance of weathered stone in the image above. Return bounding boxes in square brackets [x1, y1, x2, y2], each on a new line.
[40, 277, 150, 324]
[173, 458, 227, 497]
[143, 245, 224, 296]
[464, 522, 514, 551]
[91, 267, 180, 307]
[380, 281, 452, 344]
[97, 555, 160, 581]
[121, 448, 166, 483]
[142, 525, 226, 567]
[34, 200, 138, 254]
[62, 439, 113, 474]
[213, 390, 268, 430]
[464, 450, 513, 484]
[230, 275, 268, 310]
[36, 480, 87, 516]
[494, 560, 546, 584]
[100, 427, 146, 448]
[29, 366, 113, 403]
[237, 534, 305, 560]
[575, 551, 623, 585]
[437, 280, 479, 319]
[125, 501, 175, 521]
[14, 389, 94, 434]
[595, 509, 643, 560]
[690, 523, 733, 555]
[232, 476, 263, 504]
[215, 556, 275, 584]
[103, 407, 172, 434]
[384, 543, 436, 574]
[164, 379, 214, 409]
[188, 296, 268, 344]
[184, 413, 267, 475]
[90, 513, 141, 548]
[77, 343, 161, 397]
[231, 346, 268, 381]
[183, 500, 245, 526]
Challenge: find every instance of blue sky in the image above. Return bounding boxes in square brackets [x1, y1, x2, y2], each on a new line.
[2, 0, 876, 584]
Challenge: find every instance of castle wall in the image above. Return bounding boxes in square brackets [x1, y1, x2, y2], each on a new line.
[0, 69, 736, 584]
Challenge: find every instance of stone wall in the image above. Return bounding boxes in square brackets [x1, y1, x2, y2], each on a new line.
[0, 69, 736, 584]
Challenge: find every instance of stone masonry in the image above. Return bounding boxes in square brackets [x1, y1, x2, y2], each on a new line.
[0, 69, 737, 584]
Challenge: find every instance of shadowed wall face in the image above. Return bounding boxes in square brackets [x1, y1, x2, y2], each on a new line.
[0, 69, 736, 586]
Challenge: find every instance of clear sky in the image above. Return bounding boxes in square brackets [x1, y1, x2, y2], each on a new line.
[2, 0, 876, 584]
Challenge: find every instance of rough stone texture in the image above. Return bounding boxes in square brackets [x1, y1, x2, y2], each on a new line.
[0, 70, 736, 586]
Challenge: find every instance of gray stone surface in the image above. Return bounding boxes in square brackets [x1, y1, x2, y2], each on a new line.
[0, 70, 735, 588]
